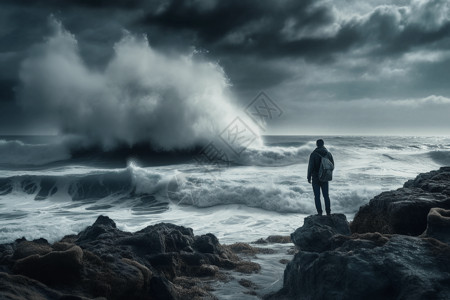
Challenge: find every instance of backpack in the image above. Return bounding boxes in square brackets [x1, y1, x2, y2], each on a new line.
[318, 152, 334, 182]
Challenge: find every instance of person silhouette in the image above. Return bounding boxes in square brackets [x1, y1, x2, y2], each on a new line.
[307, 139, 334, 216]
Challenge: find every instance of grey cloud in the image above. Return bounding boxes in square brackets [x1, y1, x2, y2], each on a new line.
[1, 0, 450, 135]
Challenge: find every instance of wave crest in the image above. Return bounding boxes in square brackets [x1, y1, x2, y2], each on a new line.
[18, 18, 257, 150]
[235, 142, 316, 166]
[0, 162, 167, 202]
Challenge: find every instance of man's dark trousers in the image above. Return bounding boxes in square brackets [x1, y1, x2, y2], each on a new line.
[312, 180, 330, 215]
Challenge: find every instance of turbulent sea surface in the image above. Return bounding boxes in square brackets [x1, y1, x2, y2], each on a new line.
[1, 135, 450, 243]
[1, 135, 449, 297]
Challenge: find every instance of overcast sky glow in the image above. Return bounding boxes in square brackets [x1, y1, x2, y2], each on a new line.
[1, 0, 450, 137]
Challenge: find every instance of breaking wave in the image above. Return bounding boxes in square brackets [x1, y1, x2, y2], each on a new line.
[235, 142, 316, 166]
[18, 17, 260, 151]
[0, 163, 167, 204]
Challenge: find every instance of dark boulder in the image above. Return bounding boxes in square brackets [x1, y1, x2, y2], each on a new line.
[13, 245, 83, 284]
[351, 167, 450, 235]
[0, 272, 93, 300]
[193, 233, 220, 254]
[270, 234, 450, 300]
[290, 214, 350, 252]
[13, 238, 53, 260]
[76, 215, 122, 243]
[253, 235, 291, 244]
[269, 217, 450, 300]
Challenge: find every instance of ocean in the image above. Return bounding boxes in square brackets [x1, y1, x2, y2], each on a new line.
[1, 135, 449, 297]
[1, 134, 449, 244]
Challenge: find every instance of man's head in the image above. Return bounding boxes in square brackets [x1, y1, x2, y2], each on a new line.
[316, 139, 324, 147]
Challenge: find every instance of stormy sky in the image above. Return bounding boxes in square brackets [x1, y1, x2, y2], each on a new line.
[1, 0, 450, 137]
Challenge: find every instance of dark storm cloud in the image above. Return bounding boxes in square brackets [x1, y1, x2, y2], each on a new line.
[139, 0, 339, 58]
[340, 4, 450, 58]
[1, 0, 450, 135]
[3, 0, 450, 62]
[136, 0, 450, 61]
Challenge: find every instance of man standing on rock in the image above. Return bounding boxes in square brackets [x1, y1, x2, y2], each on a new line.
[307, 139, 334, 216]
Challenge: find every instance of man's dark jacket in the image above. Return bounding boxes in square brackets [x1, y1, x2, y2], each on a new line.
[307, 146, 334, 182]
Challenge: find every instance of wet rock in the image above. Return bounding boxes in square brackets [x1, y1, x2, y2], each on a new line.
[172, 276, 217, 300]
[0, 215, 258, 300]
[404, 167, 450, 194]
[269, 168, 450, 300]
[234, 261, 261, 274]
[351, 167, 450, 235]
[253, 235, 291, 244]
[76, 215, 123, 243]
[422, 207, 450, 244]
[239, 278, 260, 295]
[193, 233, 220, 254]
[225, 243, 276, 255]
[0, 244, 14, 267]
[13, 238, 52, 259]
[0, 272, 92, 300]
[13, 245, 83, 284]
[266, 235, 291, 244]
[290, 214, 350, 252]
[270, 234, 450, 300]
[196, 264, 219, 277]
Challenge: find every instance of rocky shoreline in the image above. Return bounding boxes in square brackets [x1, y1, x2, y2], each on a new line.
[268, 166, 450, 300]
[0, 215, 276, 299]
[1, 167, 450, 299]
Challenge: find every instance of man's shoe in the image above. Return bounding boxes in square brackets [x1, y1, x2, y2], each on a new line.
[326, 212, 331, 216]
[316, 212, 323, 216]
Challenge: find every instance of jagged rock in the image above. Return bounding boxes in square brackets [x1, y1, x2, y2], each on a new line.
[269, 168, 450, 300]
[225, 243, 277, 255]
[422, 207, 450, 244]
[234, 261, 261, 274]
[268, 231, 450, 300]
[0, 272, 94, 300]
[13, 238, 53, 260]
[193, 233, 220, 254]
[404, 167, 450, 194]
[290, 214, 350, 252]
[0, 244, 14, 268]
[76, 215, 123, 243]
[239, 278, 258, 288]
[330, 232, 390, 249]
[266, 235, 291, 243]
[267, 220, 450, 300]
[253, 235, 291, 244]
[0, 215, 259, 300]
[351, 167, 450, 235]
[13, 245, 83, 284]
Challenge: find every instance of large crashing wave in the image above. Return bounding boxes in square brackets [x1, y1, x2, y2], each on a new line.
[18, 18, 258, 150]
